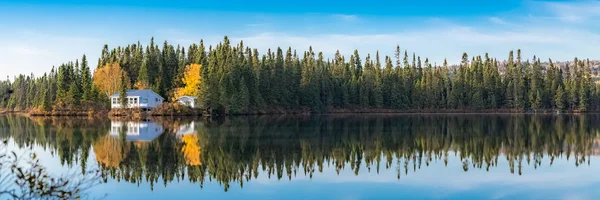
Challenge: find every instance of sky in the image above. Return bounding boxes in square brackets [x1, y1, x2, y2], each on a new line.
[1, 0, 599, 79]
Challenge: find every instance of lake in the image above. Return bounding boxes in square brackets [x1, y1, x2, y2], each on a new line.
[2, 114, 600, 199]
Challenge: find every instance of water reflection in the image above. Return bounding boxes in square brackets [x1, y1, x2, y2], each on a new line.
[110, 121, 164, 141]
[1, 115, 599, 192]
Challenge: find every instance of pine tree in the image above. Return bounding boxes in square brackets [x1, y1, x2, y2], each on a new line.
[528, 57, 543, 110]
[373, 52, 384, 108]
[80, 55, 93, 101]
[136, 47, 151, 89]
[237, 77, 250, 113]
[555, 85, 565, 111]
[544, 58, 557, 108]
[119, 73, 128, 108]
[579, 59, 591, 111]
[40, 89, 51, 111]
[514, 49, 526, 110]
[505, 51, 515, 108]
[68, 79, 81, 106]
[579, 87, 588, 111]
[56, 64, 71, 103]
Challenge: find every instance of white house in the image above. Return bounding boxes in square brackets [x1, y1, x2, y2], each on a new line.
[176, 96, 197, 108]
[110, 90, 164, 109]
[110, 121, 164, 141]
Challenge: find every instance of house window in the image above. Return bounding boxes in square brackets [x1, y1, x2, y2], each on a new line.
[112, 98, 116, 104]
[134, 98, 138, 104]
[155, 98, 159, 102]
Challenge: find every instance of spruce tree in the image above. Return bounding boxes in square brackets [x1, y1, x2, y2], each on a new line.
[119, 73, 128, 108]
[555, 85, 565, 111]
[68, 80, 80, 106]
[40, 89, 51, 111]
[373, 52, 384, 108]
[579, 88, 588, 111]
[81, 55, 93, 101]
[237, 77, 250, 113]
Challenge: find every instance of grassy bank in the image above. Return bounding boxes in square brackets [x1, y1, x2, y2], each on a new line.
[28, 102, 108, 117]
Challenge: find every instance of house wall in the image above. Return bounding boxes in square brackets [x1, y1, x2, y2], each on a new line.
[111, 94, 164, 109]
[177, 97, 196, 108]
[146, 96, 164, 108]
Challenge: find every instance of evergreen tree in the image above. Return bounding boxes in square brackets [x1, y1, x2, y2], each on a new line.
[119, 73, 128, 108]
[237, 77, 250, 113]
[373, 52, 384, 108]
[40, 89, 51, 111]
[555, 85, 565, 111]
[80, 55, 93, 101]
[56, 64, 71, 103]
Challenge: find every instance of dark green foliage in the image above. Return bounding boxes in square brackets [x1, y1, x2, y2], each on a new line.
[80, 55, 93, 101]
[555, 85, 565, 110]
[119, 73, 128, 108]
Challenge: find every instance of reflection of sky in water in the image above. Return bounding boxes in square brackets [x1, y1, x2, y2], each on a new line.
[8, 139, 600, 200]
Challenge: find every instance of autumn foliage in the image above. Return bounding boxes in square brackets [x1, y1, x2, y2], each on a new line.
[172, 64, 201, 100]
[93, 63, 130, 97]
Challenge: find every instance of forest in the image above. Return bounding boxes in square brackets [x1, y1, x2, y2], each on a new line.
[0, 36, 598, 114]
[1, 115, 597, 191]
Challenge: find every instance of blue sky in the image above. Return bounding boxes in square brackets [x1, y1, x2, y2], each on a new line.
[1, 0, 599, 78]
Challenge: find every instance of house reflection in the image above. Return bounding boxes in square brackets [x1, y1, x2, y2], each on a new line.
[175, 121, 197, 137]
[175, 121, 202, 166]
[110, 121, 164, 141]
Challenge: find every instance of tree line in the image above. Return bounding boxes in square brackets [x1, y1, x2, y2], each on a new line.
[0, 55, 105, 111]
[1, 37, 599, 113]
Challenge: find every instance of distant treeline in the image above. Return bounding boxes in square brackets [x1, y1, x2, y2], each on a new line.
[1, 36, 598, 113]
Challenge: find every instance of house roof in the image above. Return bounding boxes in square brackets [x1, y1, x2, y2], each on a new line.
[110, 89, 164, 99]
[177, 96, 198, 100]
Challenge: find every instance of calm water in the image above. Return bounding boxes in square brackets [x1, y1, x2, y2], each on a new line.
[2, 114, 600, 199]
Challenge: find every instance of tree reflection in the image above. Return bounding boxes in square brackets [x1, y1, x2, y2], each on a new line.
[1, 114, 599, 191]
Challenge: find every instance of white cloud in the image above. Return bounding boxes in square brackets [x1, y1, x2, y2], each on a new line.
[0, 30, 104, 79]
[332, 14, 358, 22]
[540, 1, 600, 23]
[488, 17, 507, 25]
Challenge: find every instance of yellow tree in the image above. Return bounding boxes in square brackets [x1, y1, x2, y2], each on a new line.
[172, 64, 201, 100]
[93, 62, 130, 97]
